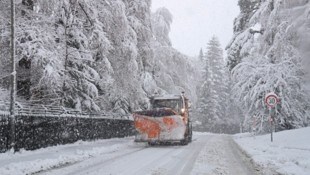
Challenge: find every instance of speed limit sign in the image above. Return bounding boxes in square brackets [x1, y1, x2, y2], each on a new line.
[265, 92, 279, 108]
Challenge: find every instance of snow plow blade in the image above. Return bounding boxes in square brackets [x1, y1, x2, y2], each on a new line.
[133, 108, 187, 142]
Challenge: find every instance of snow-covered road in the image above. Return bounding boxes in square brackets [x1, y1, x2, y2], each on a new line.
[0, 133, 261, 175]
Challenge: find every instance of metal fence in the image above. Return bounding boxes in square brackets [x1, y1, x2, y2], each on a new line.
[1, 100, 84, 116]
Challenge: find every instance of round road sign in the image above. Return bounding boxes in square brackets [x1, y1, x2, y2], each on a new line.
[265, 92, 279, 108]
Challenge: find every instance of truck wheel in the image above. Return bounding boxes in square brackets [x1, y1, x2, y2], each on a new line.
[188, 135, 192, 142]
[180, 137, 189, 145]
[148, 142, 155, 146]
[189, 131, 192, 142]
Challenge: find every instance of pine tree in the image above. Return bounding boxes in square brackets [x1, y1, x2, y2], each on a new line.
[198, 48, 204, 62]
[196, 36, 227, 131]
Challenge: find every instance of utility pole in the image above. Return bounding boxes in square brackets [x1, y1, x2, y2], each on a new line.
[9, 0, 16, 152]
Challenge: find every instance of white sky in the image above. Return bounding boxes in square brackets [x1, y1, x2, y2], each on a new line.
[151, 0, 240, 57]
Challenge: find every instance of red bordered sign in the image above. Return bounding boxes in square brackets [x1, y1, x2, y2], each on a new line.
[265, 92, 279, 108]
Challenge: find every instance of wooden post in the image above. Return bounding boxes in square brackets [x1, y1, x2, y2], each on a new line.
[9, 0, 16, 152]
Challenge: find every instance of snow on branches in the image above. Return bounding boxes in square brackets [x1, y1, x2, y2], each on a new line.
[228, 0, 310, 131]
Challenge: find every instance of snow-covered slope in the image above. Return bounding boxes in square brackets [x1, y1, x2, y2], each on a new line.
[234, 127, 310, 175]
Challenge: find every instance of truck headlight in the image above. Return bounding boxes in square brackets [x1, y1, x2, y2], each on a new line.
[181, 108, 185, 113]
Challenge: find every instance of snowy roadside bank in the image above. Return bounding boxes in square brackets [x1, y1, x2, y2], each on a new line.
[0, 137, 136, 175]
[234, 127, 310, 175]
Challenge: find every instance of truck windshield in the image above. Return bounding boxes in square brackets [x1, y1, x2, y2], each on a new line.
[152, 99, 182, 113]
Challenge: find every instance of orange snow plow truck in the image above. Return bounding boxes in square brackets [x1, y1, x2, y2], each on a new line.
[132, 93, 192, 145]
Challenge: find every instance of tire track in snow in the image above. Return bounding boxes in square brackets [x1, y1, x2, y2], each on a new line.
[38, 145, 148, 175]
[190, 135, 264, 175]
[164, 135, 212, 175]
[40, 134, 268, 175]
[65, 147, 149, 175]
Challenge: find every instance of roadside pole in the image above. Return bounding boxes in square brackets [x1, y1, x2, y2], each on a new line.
[269, 107, 276, 142]
[271, 120, 273, 142]
[9, 0, 16, 152]
[265, 93, 279, 143]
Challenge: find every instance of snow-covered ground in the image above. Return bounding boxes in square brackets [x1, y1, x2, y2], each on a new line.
[2, 128, 309, 175]
[234, 127, 310, 175]
[0, 133, 258, 175]
[0, 138, 136, 175]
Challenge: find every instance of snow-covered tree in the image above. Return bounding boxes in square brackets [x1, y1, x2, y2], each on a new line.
[198, 48, 204, 62]
[227, 0, 310, 132]
[151, 7, 173, 46]
[126, 0, 154, 110]
[4, 0, 64, 102]
[0, 0, 12, 90]
[196, 36, 234, 132]
[226, 0, 262, 71]
[0, 0, 199, 115]
[150, 7, 198, 104]
[57, 0, 105, 111]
